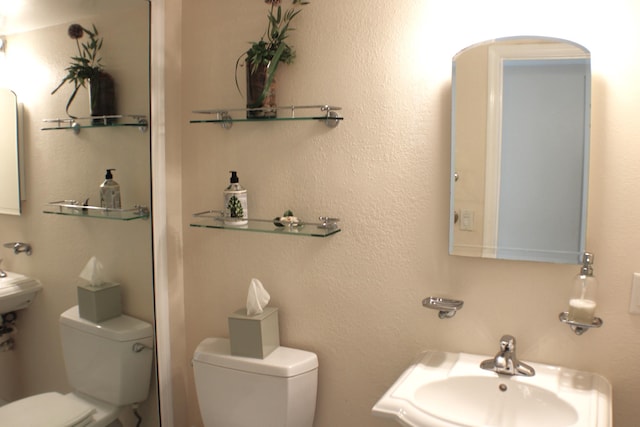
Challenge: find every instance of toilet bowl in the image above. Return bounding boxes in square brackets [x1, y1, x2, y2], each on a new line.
[0, 306, 154, 427]
[193, 337, 318, 427]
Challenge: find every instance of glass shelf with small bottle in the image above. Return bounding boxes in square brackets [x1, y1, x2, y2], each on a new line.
[190, 210, 340, 237]
[43, 200, 150, 221]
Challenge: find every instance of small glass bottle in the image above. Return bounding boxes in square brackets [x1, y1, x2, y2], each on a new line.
[567, 252, 598, 324]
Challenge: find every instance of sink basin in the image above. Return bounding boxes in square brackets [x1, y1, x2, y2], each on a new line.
[372, 350, 611, 427]
[0, 271, 42, 314]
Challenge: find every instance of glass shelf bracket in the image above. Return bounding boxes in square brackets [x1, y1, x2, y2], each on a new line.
[43, 201, 150, 221]
[190, 105, 342, 129]
[41, 115, 149, 134]
[190, 210, 341, 237]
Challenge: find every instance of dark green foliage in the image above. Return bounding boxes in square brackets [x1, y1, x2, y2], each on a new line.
[51, 24, 105, 117]
[235, 1, 310, 102]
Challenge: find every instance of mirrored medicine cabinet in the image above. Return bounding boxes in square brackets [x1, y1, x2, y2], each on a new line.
[0, 88, 23, 216]
[449, 36, 590, 264]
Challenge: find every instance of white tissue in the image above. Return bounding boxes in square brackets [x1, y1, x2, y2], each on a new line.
[79, 256, 105, 287]
[246, 278, 270, 316]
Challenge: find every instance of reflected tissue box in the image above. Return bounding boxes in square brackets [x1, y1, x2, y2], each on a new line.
[77, 282, 122, 323]
[228, 307, 279, 359]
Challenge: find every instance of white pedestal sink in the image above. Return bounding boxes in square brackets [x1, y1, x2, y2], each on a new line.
[0, 271, 42, 314]
[372, 350, 611, 427]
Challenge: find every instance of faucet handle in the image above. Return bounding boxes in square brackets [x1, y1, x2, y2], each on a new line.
[500, 335, 516, 352]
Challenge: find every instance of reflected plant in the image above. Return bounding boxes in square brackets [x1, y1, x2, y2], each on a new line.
[51, 23, 104, 117]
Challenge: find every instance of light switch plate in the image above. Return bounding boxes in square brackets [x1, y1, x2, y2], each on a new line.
[460, 209, 474, 231]
[629, 273, 640, 314]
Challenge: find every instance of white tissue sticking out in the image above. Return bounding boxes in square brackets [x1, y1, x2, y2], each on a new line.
[246, 278, 270, 316]
[79, 256, 105, 287]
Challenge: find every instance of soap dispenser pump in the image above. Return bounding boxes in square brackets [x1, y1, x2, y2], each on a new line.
[100, 169, 121, 209]
[560, 251, 603, 335]
[568, 252, 598, 324]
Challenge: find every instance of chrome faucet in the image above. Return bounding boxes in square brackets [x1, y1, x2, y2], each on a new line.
[480, 335, 535, 377]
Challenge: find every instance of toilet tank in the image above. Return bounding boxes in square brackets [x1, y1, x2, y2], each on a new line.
[193, 337, 318, 427]
[59, 306, 154, 405]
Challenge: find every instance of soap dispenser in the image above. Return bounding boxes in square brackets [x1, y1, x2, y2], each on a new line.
[100, 169, 121, 209]
[223, 171, 248, 225]
[567, 252, 598, 324]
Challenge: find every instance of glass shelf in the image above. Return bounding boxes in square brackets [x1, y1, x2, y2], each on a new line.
[190, 105, 342, 129]
[41, 115, 148, 134]
[43, 201, 150, 221]
[190, 210, 340, 237]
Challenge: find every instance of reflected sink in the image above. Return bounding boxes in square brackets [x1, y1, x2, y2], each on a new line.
[0, 271, 42, 314]
[372, 350, 611, 427]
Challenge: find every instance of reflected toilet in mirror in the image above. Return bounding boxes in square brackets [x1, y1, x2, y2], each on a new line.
[449, 36, 591, 264]
[0, 306, 154, 427]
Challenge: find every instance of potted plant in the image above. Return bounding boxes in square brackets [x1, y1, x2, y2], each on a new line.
[52, 23, 116, 123]
[236, 0, 310, 118]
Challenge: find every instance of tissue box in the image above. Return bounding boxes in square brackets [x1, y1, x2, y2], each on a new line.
[77, 282, 122, 323]
[228, 307, 279, 359]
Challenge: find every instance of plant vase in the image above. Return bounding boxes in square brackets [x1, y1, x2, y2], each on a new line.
[246, 60, 277, 119]
[89, 71, 117, 125]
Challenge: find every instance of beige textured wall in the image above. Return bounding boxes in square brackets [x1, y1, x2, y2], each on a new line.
[171, 0, 640, 426]
[0, 5, 158, 426]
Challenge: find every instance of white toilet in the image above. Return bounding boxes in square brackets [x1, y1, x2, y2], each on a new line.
[0, 305, 154, 427]
[193, 337, 318, 427]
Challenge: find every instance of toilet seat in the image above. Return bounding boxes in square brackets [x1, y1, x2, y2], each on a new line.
[0, 391, 120, 427]
[0, 392, 95, 426]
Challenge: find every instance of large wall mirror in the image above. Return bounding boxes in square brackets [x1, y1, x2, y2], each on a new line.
[0, 1, 157, 425]
[449, 36, 590, 264]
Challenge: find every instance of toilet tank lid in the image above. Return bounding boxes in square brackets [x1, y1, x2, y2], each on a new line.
[193, 337, 318, 377]
[60, 305, 153, 341]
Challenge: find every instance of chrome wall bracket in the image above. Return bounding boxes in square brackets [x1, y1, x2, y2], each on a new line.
[559, 312, 603, 335]
[422, 297, 464, 319]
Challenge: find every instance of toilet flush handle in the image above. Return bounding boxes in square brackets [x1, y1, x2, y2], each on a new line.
[132, 342, 153, 353]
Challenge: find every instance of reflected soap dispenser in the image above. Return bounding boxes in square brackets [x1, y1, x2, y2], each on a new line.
[223, 171, 248, 225]
[567, 252, 598, 324]
[100, 169, 121, 209]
